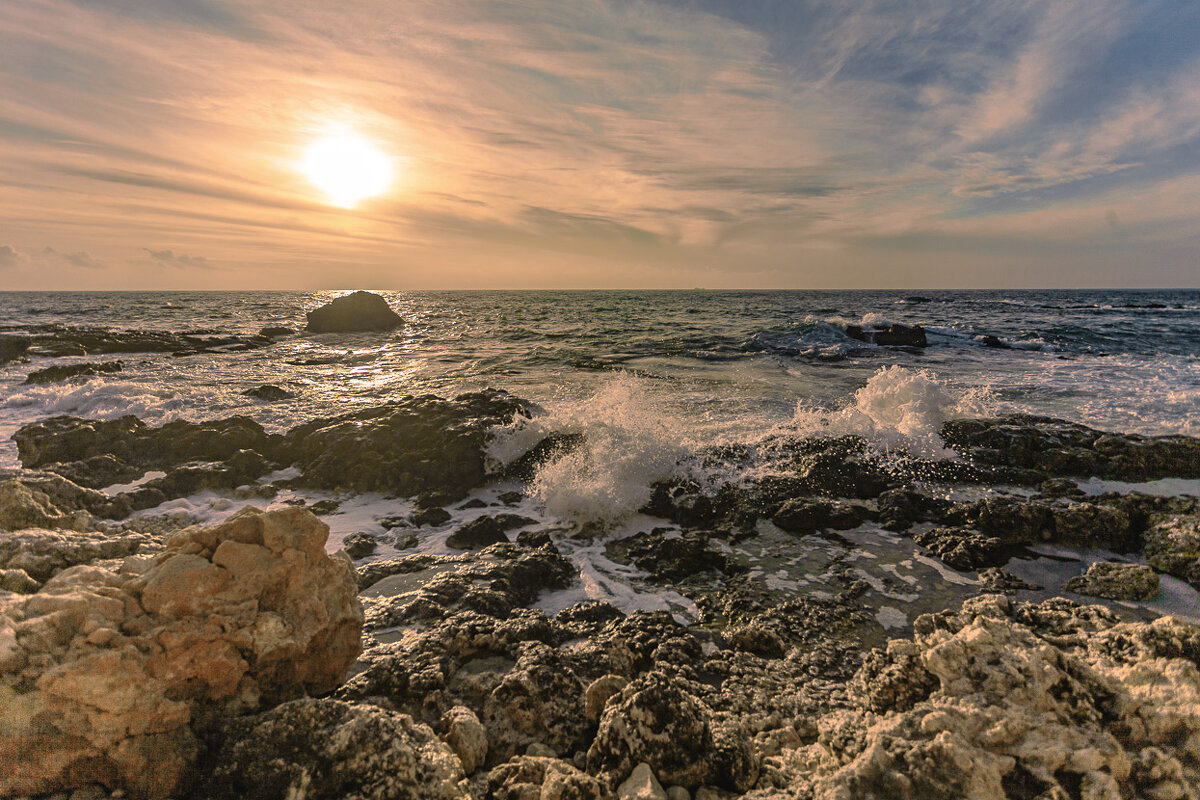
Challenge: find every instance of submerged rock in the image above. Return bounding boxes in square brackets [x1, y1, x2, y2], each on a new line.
[23, 359, 124, 384]
[1064, 561, 1160, 601]
[0, 506, 362, 799]
[306, 291, 403, 333]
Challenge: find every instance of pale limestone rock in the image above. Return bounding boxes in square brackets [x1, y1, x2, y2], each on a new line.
[666, 786, 691, 800]
[0, 479, 91, 532]
[0, 506, 363, 799]
[486, 755, 607, 800]
[618, 762, 667, 800]
[441, 705, 488, 774]
[585, 673, 628, 722]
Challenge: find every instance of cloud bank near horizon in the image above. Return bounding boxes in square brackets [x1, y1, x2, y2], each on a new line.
[1, 0, 1198, 288]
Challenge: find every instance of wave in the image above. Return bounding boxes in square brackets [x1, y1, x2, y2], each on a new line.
[787, 365, 994, 460]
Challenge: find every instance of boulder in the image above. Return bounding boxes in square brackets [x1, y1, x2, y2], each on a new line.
[0, 333, 31, 364]
[0, 506, 363, 799]
[305, 291, 403, 333]
[198, 698, 463, 800]
[1064, 561, 1160, 601]
[0, 479, 93, 532]
[439, 705, 488, 774]
[487, 756, 606, 800]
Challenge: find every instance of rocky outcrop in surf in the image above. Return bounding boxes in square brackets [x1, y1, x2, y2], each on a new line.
[305, 290, 403, 333]
[22, 359, 124, 384]
[0, 506, 362, 799]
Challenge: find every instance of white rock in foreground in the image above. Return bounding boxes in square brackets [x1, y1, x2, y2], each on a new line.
[0, 506, 363, 799]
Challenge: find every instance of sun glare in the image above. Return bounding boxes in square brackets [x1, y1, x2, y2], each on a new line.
[302, 129, 393, 207]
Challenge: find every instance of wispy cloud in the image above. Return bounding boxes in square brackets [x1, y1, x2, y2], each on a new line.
[0, 0, 1198, 286]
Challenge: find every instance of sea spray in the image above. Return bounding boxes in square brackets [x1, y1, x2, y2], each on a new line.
[789, 365, 994, 460]
[489, 374, 694, 522]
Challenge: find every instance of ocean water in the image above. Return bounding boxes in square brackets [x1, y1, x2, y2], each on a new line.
[3, 289, 1200, 625]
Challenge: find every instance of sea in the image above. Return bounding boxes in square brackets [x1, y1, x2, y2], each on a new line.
[3, 289, 1199, 627]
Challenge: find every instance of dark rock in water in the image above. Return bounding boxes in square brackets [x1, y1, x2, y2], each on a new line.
[979, 334, 1011, 348]
[877, 488, 952, 531]
[283, 389, 532, 498]
[13, 323, 275, 358]
[606, 530, 740, 583]
[1143, 514, 1200, 585]
[413, 506, 452, 527]
[1036, 476, 1086, 499]
[942, 414, 1200, 481]
[556, 600, 625, 638]
[305, 291, 403, 333]
[257, 326, 295, 338]
[914, 527, 1012, 571]
[844, 322, 927, 347]
[445, 514, 536, 550]
[497, 490, 523, 505]
[23, 360, 123, 384]
[772, 498, 867, 534]
[342, 532, 377, 559]
[978, 567, 1041, 594]
[242, 384, 296, 401]
[13, 414, 281, 489]
[0, 334, 31, 364]
[1064, 561, 1159, 601]
[309, 498, 341, 515]
[499, 432, 584, 482]
[196, 698, 464, 800]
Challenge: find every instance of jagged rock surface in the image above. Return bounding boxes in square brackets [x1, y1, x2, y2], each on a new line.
[0, 506, 363, 799]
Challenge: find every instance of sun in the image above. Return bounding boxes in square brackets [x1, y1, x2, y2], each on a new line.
[302, 128, 393, 208]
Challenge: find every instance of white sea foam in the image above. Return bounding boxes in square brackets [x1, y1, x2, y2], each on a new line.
[789, 365, 993, 460]
[493, 374, 694, 522]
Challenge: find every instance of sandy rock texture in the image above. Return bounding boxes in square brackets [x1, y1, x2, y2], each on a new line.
[0, 506, 362, 799]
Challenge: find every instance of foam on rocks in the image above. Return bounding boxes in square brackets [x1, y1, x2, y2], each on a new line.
[0, 506, 363, 799]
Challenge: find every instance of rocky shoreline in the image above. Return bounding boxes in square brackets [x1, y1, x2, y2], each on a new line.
[2, 388, 1200, 799]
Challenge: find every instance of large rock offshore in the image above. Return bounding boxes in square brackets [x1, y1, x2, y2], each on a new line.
[305, 291, 404, 333]
[0, 506, 363, 799]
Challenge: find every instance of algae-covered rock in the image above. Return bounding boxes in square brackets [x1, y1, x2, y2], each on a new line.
[1144, 514, 1200, 585]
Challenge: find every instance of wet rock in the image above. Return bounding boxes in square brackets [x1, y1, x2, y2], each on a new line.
[343, 531, 378, 559]
[242, 384, 295, 401]
[876, 488, 952, 531]
[487, 756, 606, 800]
[587, 672, 759, 792]
[440, 705, 488, 774]
[619, 762, 668, 800]
[305, 291, 403, 333]
[23, 359, 124, 384]
[497, 490, 524, 505]
[942, 415, 1200, 481]
[557, 601, 626, 638]
[1036, 477, 1086, 499]
[309, 498, 341, 515]
[14, 324, 275, 358]
[772, 498, 866, 535]
[1064, 561, 1159, 601]
[0, 333, 31, 364]
[0, 507, 362, 799]
[197, 698, 463, 800]
[606, 531, 738, 583]
[844, 322, 927, 348]
[257, 326, 294, 338]
[446, 514, 537, 551]
[913, 527, 1011, 571]
[414, 506, 452, 527]
[482, 642, 589, 760]
[1144, 514, 1200, 585]
[499, 432, 585, 483]
[1051, 502, 1135, 549]
[13, 414, 280, 485]
[283, 389, 532, 499]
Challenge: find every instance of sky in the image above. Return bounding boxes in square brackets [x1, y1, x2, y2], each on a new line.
[0, 0, 1198, 289]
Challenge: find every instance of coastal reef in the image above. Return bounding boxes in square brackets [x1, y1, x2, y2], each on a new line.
[2, 399, 1200, 799]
